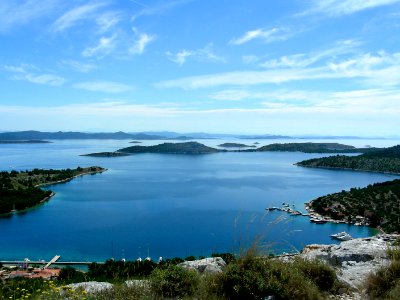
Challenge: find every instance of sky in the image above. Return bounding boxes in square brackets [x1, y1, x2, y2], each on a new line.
[1, 0, 400, 136]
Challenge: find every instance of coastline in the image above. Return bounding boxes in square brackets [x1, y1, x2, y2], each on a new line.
[295, 163, 400, 176]
[0, 168, 107, 217]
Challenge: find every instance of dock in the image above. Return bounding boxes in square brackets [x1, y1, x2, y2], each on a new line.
[44, 255, 60, 269]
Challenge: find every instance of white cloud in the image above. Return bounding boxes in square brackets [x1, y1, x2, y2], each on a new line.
[157, 51, 400, 89]
[82, 35, 117, 58]
[51, 2, 106, 33]
[0, 0, 61, 32]
[230, 27, 291, 45]
[4, 64, 65, 86]
[129, 29, 155, 55]
[96, 12, 121, 33]
[260, 39, 360, 68]
[166, 44, 225, 66]
[306, 0, 400, 16]
[210, 90, 251, 101]
[73, 81, 133, 93]
[131, 0, 193, 21]
[62, 60, 96, 73]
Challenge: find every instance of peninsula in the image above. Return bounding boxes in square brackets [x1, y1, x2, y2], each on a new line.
[254, 142, 376, 153]
[218, 143, 256, 148]
[307, 179, 400, 233]
[297, 145, 400, 174]
[0, 140, 51, 144]
[0, 166, 105, 215]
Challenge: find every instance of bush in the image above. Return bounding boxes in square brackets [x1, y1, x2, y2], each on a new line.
[365, 260, 400, 299]
[293, 257, 336, 291]
[149, 264, 199, 298]
[215, 253, 322, 300]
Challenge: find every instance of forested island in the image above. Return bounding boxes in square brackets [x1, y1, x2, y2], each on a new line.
[308, 179, 400, 233]
[83, 142, 223, 156]
[254, 142, 375, 153]
[297, 145, 400, 174]
[0, 140, 51, 144]
[0, 166, 105, 215]
[218, 143, 256, 148]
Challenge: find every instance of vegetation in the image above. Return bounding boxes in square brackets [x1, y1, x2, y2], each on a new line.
[0, 166, 105, 215]
[0, 251, 342, 300]
[255, 142, 375, 153]
[218, 143, 256, 148]
[297, 145, 400, 174]
[118, 142, 223, 154]
[365, 241, 400, 299]
[309, 179, 400, 232]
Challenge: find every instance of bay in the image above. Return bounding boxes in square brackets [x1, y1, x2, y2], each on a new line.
[0, 139, 399, 262]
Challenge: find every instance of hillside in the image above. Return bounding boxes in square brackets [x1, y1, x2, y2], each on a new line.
[118, 142, 222, 154]
[297, 145, 400, 174]
[308, 179, 400, 233]
[0, 166, 105, 214]
[255, 142, 374, 153]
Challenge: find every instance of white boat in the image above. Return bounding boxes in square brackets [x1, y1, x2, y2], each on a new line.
[330, 231, 353, 241]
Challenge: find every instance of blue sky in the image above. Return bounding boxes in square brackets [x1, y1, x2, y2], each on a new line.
[1, 0, 400, 136]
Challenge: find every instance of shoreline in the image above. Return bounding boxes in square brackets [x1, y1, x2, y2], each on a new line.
[295, 164, 400, 176]
[0, 168, 107, 217]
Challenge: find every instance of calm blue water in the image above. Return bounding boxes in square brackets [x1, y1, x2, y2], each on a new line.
[1, 139, 399, 262]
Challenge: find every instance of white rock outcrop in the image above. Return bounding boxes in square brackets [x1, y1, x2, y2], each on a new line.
[179, 257, 226, 274]
[65, 281, 113, 293]
[300, 234, 399, 290]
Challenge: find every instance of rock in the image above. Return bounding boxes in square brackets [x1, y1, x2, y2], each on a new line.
[179, 257, 226, 274]
[65, 281, 113, 293]
[299, 234, 399, 290]
[125, 279, 150, 289]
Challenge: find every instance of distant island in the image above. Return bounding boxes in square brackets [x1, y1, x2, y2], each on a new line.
[218, 143, 256, 148]
[81, 152, 131, 157]
[118, 142, 222, 155]
[297, 145, 400, 174]
[307, 179, 400, 233]
[254, 142, 376, 153]
[130, 141, 142, 144]
[0, 166, 105, 215]
[0, 140, 51, 144]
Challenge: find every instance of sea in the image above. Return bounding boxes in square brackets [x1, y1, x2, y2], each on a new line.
[0, 138, 399, 262]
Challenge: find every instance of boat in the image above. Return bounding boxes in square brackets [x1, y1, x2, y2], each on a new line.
[330, 231, 352, 241]
[310, 218, 327, 224]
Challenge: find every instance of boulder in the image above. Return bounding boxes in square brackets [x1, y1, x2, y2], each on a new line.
[300, 234, 399, 289]
[179, 257, 226, 274]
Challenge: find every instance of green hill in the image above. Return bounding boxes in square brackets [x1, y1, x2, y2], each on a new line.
[255, 142, 374, 153]
[297, 145, 400, 174]
[118, 142, 222, 154]
[308, 179, 400, 233]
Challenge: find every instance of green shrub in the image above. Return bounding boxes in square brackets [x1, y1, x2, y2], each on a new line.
[149, 264, 199, 298]
[293, 257, 336, 291]
[365, 260, 400, 299]
[215, 253, 322, 300]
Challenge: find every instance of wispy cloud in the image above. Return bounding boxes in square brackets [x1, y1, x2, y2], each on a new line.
[260, 39, 360, 68]
[157, 51, 400, 89]
[305, 0, 400, 16]
[131, 0, 193, 21]
[61, 60, 96, 73]
[82, 35, 117, 58]
[129, 28, 155, 55]
[96, 11, 121, 33]
[4, 64, 65, 86]
[73, 81, 133, 93]
[0, 0, 62, 33]
[166, 44, 225, 66]
[230, 27, 291, 45]
[51, 2, 106, 33]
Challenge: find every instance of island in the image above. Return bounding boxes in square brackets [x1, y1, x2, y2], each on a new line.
[218, 143, 256, 148]
[254, 142, 376, 153]
[296, 145, 400, 174]
[118, 142, 222, 155]
[0, 140, 52, 144]
[130, 141, 142, 144]
[80, 152, 131, 157]
[0, 166, 105, 215]
[306, 179, 400, 233]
